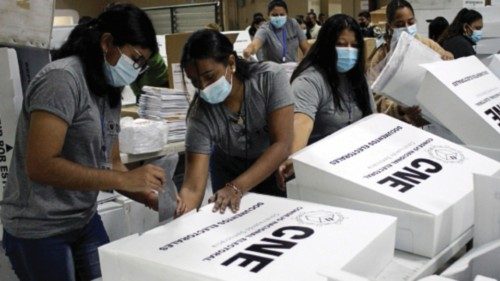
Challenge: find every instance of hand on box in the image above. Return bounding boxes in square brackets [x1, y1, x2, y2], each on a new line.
[208, 183, 244, 214]
[120, 164, 166, 193]
[174, 195, 187, 218]
[144, 190, 159, 211]
[441, 51, 454, 61]
[277, 159, 294, 191]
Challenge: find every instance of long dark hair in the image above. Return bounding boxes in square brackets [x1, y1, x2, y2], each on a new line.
[291, 14, 372, 116]
[181, 29, 253, 117]
[428, 17, 449, 42]
[249, 15, 265, 38]
[438, 8, 482, 44]
[52, 4, 158, 108]
[381, 0, 415, 52]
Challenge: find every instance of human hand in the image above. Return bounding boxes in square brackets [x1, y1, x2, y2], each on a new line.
[144, 190, 159, 211]
[243, 47, 252, 59]
[208, 183, 244, 214]
[441, 51, 454, 60]
[120, 164, 166, 193]
[277, 159, 294, 191]
[174, 195, 187, 218]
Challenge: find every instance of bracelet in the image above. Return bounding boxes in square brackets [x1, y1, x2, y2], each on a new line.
[225, 182, 243, 198]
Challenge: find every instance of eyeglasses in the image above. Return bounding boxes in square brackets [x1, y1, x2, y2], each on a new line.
[118, 46, 150, 74]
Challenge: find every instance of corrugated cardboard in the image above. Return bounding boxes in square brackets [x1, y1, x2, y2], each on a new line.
[291, 114, 500, 257]
[166, 32, 238, 88]
[99, 193, 396, 281]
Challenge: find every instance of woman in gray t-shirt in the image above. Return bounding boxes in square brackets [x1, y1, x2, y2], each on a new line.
[277, 14, 376, 187]
[243, 0, 310, 63]
[176, 29, 294, 216]
[1, 4, 167, 280]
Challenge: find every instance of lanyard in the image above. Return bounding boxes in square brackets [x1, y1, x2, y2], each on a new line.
[100, 100, 109, 165]
[273, 27, 287, 62]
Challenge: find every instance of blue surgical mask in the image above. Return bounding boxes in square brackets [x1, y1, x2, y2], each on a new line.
[199, 67, 233, 104]
[103, 49, 140, 87]
[270, 16, 287, 29]
[336, 47, 358, 73]
[470, 29, 482, 43]
[392, 23, 418, 42]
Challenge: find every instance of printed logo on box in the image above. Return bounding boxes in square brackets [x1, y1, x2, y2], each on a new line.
[426, 145, 465, 163]
[296, 211, 345, 226]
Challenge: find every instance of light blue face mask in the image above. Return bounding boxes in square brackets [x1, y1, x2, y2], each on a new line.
[270, 16, 287, 29]
[199, 67, 233, 104]
[470, 29, 483, 43]
[336, 47, 358, 73]
[103, 48, 141, 87]
[392, 23, 418, 42]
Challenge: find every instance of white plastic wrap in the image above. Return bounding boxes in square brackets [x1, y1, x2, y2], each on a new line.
[119, 118, 168, 154]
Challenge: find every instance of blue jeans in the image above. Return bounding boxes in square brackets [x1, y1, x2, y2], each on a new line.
[2, 214, 109, 281]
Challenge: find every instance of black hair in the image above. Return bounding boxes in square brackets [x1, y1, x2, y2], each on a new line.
[253, 12, 264, 19]
[428, 16, 449, 42]
[375, 0, 415, 54]
[307, 12, 317, 18]
[181, 29, 253, 116]
[386, 0, 414, 24]
[249, 15, 266, 37]
[52, 4, 158, 108]
[291, 14, 373, 117]
[268, 0, 288, 14]
[358, 11, 371, 19]
[438, 8, 482, 44]
[78, 16, 93, 25]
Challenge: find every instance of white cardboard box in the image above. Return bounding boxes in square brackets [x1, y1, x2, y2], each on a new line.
[417, 56, 500, 154]
[440, 239, 500, 281]
[474, 171, 500, 247]
[99, 193, 396, 281]
[0, 48, 23, 199]
[483, 54, 500, 79]
[291, 114, 500, 258]
[476, 38, 500, 55]
[371, 32, 441, 114]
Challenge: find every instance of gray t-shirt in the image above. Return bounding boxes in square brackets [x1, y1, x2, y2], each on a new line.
[292, 66, 376, 143]
[185, 62, 293, 159]
[1, 56, 121, 239]
[255, 18, 307, 63]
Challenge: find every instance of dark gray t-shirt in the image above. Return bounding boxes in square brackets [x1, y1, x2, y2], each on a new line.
[185, 62, 293, 159]
[255, 18, 307, 63]
[1, 56, 121, 239]
[292, 66, 376, 143]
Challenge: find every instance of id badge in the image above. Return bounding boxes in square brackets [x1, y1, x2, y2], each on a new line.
[99, 162, 113, 170]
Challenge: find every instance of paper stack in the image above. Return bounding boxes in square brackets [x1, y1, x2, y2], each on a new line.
[138, 86, 189, 143]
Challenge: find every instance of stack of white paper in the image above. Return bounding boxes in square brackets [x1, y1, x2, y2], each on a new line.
[417, 56, 500, 160]
[119, 118, 168, 154]
[139, 86, 189, 143]
[371, 32, 441, 120]
[99, 193, 397, 281]
[291, 114, 500, 258]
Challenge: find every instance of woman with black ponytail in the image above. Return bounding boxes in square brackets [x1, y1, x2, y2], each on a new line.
[277, 14, 376, 187]
[1, 4, 169, 280]
[176, 29, 293, 216]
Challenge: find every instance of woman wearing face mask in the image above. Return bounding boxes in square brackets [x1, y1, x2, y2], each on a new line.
[1, 4, 169, 280]
[176, 29, 293, 215]
[368, 0, 453, 127]
[277, 14, 376, 187]
[243, 0, 310, 63]
[439, 9, 483, 59]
